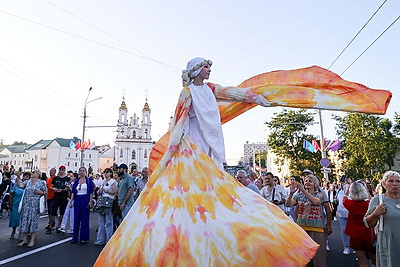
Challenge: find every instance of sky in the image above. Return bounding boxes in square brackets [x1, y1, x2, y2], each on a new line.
[0, 1, 399, 165]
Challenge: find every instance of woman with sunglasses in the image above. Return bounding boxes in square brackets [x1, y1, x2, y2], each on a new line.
[70, 167, 95, 244]
[95, 168, 118, 246]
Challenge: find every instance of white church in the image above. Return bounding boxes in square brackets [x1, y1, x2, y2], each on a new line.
[114, 97, 154, 171]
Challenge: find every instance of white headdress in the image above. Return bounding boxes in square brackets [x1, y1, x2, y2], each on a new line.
[181, 57, 213, 86]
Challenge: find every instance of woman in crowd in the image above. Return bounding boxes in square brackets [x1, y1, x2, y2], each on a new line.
[286, 174, 326, 267]
[16, 169, 47, 247]
[365, 171, 400, 267]
[286, 175, 299, 221]
[60, 172, 77, 234]
[95, 168, 118, 246]
[255, 178, 263, 191]
[336, 179, 351, 255]
[344, 181, 375, 267]
[70, 167, 94, 244]
[9, 172, 30, 240]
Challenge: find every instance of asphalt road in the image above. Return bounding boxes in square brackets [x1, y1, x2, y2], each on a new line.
[0, 212, 360, 267]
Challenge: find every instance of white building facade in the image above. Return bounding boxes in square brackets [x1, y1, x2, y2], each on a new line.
[26, 138, 99, 174]
[115, 97, 153, 171]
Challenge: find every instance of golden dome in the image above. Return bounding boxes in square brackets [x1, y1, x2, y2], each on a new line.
[119, 97, 127, 110]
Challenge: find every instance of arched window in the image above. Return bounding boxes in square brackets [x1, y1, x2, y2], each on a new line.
[133, 130, 136, 138]
[132, 150, 136, 159]
[120, 148, 123, 158]
[144, 149, 147, 158]
[68, 153, 71, 157]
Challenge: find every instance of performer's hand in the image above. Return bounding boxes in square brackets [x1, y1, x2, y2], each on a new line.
[255, 95, 271, 107]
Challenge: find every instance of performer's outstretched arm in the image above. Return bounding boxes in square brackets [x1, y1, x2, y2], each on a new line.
[210, 83, 270, 107]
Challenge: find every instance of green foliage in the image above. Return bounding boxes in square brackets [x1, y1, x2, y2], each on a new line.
[393, 112, 400, 136]
[333, 113, 400, 182]
[267, 109, 321, 175]
[12, 141, 28, 145]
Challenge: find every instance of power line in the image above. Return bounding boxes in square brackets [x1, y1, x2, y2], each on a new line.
[328, 0, 388, 70]
[340, 14, 400, 76]
[0, 10, 181, 72]
[0, 57, 81, 109]
[45, 0, 181, 74]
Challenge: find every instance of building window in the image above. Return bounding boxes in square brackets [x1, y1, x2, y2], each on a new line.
[89, 154, 91, 159]
[68, 153, 71, 157]
[145, 129, 148, 139]
[67, 162, 70, 166]
[120, 148, 123, 158]
[144, 149, 147, 158]
[133, 130, 136, 138]
[75, 162, 77, 167]
[76, 153, 78, 157]
[132, 150, 136, 159]
[34, 155, 38, 161]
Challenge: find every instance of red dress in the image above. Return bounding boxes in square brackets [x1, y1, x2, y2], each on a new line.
[343, 199, 375, 250]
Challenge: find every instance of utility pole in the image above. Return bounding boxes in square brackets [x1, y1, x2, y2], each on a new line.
[318, 109, 329, 181]
[81, 87, 102, 167]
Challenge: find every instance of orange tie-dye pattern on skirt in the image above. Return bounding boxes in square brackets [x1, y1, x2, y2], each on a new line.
[94, 136, 318, 266]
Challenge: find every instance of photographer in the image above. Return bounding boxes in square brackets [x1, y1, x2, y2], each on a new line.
[260, 172, 287, 212]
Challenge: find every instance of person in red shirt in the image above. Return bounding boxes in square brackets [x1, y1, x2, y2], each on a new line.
[45, 168, 56, 230]
[343, 181, 375, 267]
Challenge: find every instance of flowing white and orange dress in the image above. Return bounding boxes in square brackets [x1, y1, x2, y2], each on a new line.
[95, 66, 391, 267]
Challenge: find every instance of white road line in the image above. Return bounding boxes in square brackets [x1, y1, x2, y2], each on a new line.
[0, 237, 72, 265]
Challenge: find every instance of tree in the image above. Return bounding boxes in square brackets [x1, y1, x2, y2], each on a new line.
[393, 112, 400, 136]
[12, 141, 27, 145]
[267, 109, 321, 175]
[333, 113, 400, 182]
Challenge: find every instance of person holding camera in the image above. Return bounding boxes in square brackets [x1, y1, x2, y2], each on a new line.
[286, 174, 327, 267]
[261, 172, 287, 212]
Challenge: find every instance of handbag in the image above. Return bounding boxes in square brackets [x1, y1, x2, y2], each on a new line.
[39, 196, 45, 213]
[18, 180, 31, 213]
[95, 196, 114, 214]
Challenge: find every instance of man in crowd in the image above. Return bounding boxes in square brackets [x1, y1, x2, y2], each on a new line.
[137, 168, 149, 195]
[236, 170, 261, 195]
[117, 164, 136, 219]
[45, 168, 56, 230]
[47, 166, 70, 234]
[260, 172, 287, 212]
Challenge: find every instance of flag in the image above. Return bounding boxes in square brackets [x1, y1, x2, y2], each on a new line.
[82, 141, 88, 150]
[69, 141, 76, 150]
[88, 139, 95, 150]
[312, 139, 320, 152]
[325, 139, 333, 149]
[303, 140, 316, 153]
[321, 139, 326, 150]
[328, 139, 341, 151]
[75, 141, 81, 150]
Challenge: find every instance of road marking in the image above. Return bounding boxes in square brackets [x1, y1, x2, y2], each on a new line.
[0, 237, 72, 265]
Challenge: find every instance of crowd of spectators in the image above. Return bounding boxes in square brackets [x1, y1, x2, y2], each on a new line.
[2, 164, 399, 266]
[235, 168, 400, 267]
[0, 163, 148, 248]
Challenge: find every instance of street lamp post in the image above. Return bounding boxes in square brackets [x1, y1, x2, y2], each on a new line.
[80, 87, 102, 167]
[317, 109, 329, 181]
